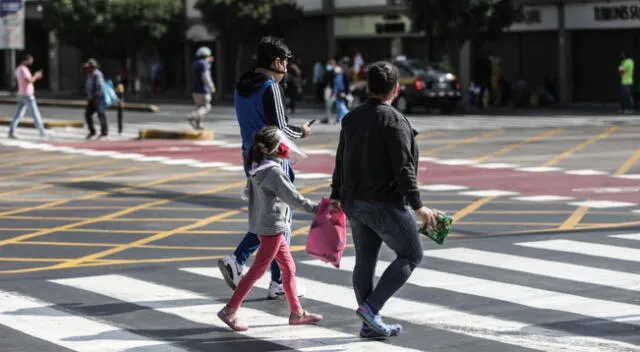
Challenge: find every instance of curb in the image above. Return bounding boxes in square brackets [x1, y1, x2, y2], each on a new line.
[138, 129, 214, 140]
[0, 97, 159, 113]
[0, 117, 84, 129]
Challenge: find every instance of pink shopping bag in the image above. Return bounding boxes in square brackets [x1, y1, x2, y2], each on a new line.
[305, 197, 347, 268]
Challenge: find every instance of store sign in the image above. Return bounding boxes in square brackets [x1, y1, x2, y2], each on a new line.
[566, 1, 640, 29]
[509, 5, 558, 31]
[0, 0, 24, 49]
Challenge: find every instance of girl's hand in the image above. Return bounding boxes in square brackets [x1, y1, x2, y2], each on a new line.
[329, 199, 342, 213]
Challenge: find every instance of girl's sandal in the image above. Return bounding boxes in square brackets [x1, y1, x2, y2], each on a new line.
[289, 310, 324, 325]
[217, 306, 249, 331]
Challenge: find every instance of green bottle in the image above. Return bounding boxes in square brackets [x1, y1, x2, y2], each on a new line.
[419, 210, 454, 245]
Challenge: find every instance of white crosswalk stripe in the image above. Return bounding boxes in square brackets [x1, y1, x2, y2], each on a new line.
[1, 233, 639, 351]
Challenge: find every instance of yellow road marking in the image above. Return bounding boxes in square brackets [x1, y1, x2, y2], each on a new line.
[474, 128, 564, 163]
[557, 205, 590, 230]
[0, 158, 119, 181]
[543, 126, 619, 167]
[415, 131, 443, 141]
[0, 257, 66, 263]
[0, 172, 234, 248]
[0, 149, 43, 161]
[0, 167, 212, 218]
[0, 154, 78, 169]
[423, 130, 504, 156]
[452, 197, 496, 222]
[614, 149, 640, 175]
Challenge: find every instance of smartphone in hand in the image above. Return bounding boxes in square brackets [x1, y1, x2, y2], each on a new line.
[308, 119, 316, 126]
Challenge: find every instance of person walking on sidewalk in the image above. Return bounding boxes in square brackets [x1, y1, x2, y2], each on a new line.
[619, 51, 635, 114]
[217, 126, 323, 331]
[8, 54, 46, 139]
[187, 46, 215, 130]
[217, 36, 312, 300]
[84, 58, 108, 140]
[330, 61, 438, 338]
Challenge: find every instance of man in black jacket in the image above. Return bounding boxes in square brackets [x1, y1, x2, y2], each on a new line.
[330, 61, 437, 338]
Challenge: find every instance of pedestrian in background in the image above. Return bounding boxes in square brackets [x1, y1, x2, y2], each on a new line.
[619, 51, 635, 114]
[84, 58, 108, 140]
[187, 46, 216, 130]
[8, 54, 46, 140]
[330, 61, 438, 338]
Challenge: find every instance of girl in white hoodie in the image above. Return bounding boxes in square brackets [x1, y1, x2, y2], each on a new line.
[217, 126, 323, 331]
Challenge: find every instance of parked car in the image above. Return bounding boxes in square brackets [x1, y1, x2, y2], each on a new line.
[350, 59, 462, 114]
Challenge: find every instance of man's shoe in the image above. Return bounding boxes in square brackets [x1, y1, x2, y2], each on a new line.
[217, 255, 244, 290]
[356, 303, 392, 337]
[86, 133, 96, 140]
[359, 323, 402, 338]
[267, 281, 306, 300]
[7, 133, 17, 139]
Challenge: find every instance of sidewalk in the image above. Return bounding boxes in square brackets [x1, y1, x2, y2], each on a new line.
[0, 90, 632, 117]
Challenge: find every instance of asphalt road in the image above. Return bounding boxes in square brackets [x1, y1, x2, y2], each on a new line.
[0, 104, 638, 351]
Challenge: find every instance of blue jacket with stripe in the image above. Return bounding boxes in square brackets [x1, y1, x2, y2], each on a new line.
[234, 71, 305, 153]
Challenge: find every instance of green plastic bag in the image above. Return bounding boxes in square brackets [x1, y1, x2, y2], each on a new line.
[419, 210, 454, 245]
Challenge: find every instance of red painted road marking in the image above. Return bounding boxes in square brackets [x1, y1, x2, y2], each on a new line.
[48, 140, 640, 203]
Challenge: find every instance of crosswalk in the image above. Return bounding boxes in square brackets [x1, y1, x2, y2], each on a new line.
[1, 233, 639, 351]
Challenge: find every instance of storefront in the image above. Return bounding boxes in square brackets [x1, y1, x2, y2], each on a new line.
[565, 1, 640, 102]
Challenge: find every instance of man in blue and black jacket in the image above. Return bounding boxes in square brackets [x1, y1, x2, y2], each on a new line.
[218, 36, 312, 299]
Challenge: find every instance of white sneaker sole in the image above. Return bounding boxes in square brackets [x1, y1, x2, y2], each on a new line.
[217, 259, 238, 290]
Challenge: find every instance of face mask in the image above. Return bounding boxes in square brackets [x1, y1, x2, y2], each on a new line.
[277, 143, 291, 159]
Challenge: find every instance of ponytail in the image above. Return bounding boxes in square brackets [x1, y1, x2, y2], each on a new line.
[245, 125, 281, 168]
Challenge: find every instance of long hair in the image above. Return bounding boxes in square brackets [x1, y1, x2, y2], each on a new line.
[246, 126, 280, 167]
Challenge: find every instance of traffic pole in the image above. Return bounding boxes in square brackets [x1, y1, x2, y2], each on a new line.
[116, 83, 124, 134]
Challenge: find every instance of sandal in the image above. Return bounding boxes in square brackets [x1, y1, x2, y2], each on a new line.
[289, 310, 324, 325]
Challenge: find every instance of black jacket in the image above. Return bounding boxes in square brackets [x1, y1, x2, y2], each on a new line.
[330, 98, 423, 210]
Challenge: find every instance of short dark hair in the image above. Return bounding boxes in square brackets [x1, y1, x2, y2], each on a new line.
[366, 61, 398, 96]
[21, 54, 33, 62]
[255, 36, 292, 69]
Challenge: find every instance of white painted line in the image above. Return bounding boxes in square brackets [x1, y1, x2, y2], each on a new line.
[185, 267, 640, 352]
[306, 149, 334, 155]
[192, 140, 227, 146]
[182, 268, 636, 352]
[609, 233, 640, 241]
[510, 195, 575, 202]
[614, 174, 640, 180]
[516, 167, 562, 173]
[108, 153, 145, 160]
[0, 290, 187, 352]
[295, 173, 332, 180]
[564, 169, 609, 176]
[419, 184, 468, 192]
[133, 155, 170, 162]
[221, 143, 242, 148]
[433, 159, 476, 166]
[427, 247, 640, 292]
[80, 150, 119, 157]
[419, 157, 439, 162]
[568, 200, 637, 209]
[516, 239, 640, 263]
[459, 190, 519, 197]
[52, 275, 419, 352]
[304, 257, 640, 340]
[160, 158, 200, 165]
[473, 163, 519, 169]
[188, 161, 231, 168]
[220, 165, 246, 172]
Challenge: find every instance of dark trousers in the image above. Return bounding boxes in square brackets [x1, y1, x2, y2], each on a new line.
[621, 84, 633, 110]
[343, 198, 423, 313]
[85, 99, 108, 136]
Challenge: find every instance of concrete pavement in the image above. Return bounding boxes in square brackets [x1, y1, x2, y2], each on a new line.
[0, 105, 638, 351]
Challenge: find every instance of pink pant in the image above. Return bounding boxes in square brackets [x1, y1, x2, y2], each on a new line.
[227, 233, 302, 313]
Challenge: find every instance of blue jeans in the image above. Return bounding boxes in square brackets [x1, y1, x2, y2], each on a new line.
[336, 99, 349, 122]
[621, 84, 633, 110]
[234, 151, 294, 283]
[343, 199, 424, 313]
[9, 95, 46, 136]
